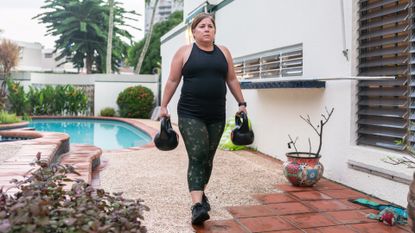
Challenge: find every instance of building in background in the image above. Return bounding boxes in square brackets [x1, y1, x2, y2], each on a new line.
[0, 36, 77, 73]
[40, 48, 77, 73]
[145, 0, 183, 33]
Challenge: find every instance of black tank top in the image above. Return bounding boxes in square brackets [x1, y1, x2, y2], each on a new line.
[178, 43, 228, 123]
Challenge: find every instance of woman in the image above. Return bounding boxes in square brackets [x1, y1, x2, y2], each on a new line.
[159, 12, 247, 225]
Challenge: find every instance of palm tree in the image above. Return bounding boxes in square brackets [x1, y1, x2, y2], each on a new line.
[135, 0, 159, 74]
[127, 10, 183, 74]
[35, 0, 139, 74]
[106, 0, 114, 74]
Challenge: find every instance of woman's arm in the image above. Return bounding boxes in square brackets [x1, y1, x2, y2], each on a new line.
[218, 45, 247, 113]
[159, 46, 188, 118]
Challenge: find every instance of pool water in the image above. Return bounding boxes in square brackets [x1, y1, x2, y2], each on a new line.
[29, 119, 152, 150]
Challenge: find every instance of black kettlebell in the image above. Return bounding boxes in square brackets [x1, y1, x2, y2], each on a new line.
[154, 117, 179, 151]
[231, 112, 254, 145]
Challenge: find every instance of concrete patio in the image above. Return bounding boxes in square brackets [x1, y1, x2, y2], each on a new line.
[96, 119, 411, 233]
[194, 179, 411, 233]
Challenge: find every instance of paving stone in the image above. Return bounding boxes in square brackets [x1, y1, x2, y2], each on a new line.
[238, 216, 295, 232]
[252, 193, 297, 204]
[282, 213, 337, 229]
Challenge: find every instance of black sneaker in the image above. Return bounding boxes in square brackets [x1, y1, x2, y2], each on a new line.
[191, 202, 210, 225]
[202, 193, 211, 211]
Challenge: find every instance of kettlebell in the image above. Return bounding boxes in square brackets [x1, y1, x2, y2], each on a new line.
[231, 112, 254, 145]
[154, 117, 179, 151]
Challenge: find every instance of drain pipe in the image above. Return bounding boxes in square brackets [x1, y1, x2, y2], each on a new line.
[340, 0, 349, 61]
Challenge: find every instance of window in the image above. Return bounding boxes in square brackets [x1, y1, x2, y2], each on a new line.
[44, 53, 53, 59]
[234, 44, 303, 81]
[357, 0, 410, 151]
[18, 47, 23, 60]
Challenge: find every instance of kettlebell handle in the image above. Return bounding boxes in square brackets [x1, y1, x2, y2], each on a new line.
[235, 112, 249, 131]
[160, 116, 172, 135]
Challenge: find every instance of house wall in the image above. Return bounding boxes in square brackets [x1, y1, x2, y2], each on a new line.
[94, 75, 158, 116]
[16, 41, 43, 71]
[40, 49, 77, 73]
[161, 0, 412, 206]
[161, 23, 188, 119]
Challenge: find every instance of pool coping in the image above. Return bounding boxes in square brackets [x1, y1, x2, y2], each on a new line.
[0, 121, 29, 130]
[0, 130, 70, 162]
[30, 116, 157, 153]
[0, 130, 70, 193]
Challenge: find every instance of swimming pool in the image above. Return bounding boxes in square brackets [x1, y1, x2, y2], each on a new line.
[29, 119, 152, 150]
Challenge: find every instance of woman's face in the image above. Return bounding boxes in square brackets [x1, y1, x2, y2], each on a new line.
[192, 17, 215, 44]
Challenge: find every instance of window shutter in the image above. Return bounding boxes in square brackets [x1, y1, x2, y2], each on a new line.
[358, 0, 410, 150]
[234, 45, 303, 81]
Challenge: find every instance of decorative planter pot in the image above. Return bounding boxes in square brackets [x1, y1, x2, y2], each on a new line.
[283, 152, 324, 187]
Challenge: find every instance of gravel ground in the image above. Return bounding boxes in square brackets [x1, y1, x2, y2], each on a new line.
[99, 120, 286, 233]
[0, 141, 23, 162]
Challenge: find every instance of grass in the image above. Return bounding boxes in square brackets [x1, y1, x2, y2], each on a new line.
[0, 111, 22, 124]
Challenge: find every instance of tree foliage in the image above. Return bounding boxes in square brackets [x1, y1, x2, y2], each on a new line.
[0, 39, 19, 77]
[0, 39, 19, 109]
[134, 0, 159, 74]
[128, 11, 183, 74]
[34, 0, 140, 74]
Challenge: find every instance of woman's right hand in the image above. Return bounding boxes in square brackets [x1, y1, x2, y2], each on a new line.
[159, 106, 170, 119]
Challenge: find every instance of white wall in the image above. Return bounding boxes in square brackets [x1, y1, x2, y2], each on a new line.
[9, 73, 158, 117]
[94, 75, 158, 116]
[183, 0, 204, 18]
[161, 25, 188, 122]
[161, 0, 412, 206]
[41, 49, 77, 73]
[30, 73, 95, 85]
[16, 41, 43, 71]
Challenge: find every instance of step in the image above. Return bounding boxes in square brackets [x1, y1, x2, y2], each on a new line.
[59, 144, 102, 185]
[0, 131, 70, 195]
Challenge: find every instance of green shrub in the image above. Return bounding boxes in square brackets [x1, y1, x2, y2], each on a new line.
[64, 85, 89, 116]
[6, 80, 29, 116]
[0, 154, 149, 232]
[117, 86, 154, 118]
[21, 113, 31, 121]
[27, 85, 89, 116]
[100, 107, 116, 117]
[0, 111, 21, 124]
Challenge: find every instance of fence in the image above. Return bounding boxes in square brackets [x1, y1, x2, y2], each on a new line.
[6, 72, 159, 116]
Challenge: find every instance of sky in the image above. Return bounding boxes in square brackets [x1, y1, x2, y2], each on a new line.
[0, 0, 145, 49]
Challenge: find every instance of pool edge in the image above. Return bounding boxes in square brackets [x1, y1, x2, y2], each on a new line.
[31, 116, 157, 152]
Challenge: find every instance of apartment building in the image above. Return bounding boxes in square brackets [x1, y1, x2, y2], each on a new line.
[145, 0, 183, 32]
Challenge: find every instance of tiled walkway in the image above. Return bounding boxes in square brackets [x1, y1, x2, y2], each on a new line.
[194, 179, 411, 233]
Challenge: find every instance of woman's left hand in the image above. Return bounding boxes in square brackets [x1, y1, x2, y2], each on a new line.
[238, 105, 247, 115]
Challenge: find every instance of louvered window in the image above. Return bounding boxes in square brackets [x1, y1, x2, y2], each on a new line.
[234, 45, 303, 81]
[357, 0, 411, 151]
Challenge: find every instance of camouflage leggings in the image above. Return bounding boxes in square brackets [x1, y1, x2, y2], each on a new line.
[179, 117, 225, 192]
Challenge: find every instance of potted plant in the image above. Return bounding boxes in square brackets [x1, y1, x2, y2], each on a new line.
[283, 107, 334, 186]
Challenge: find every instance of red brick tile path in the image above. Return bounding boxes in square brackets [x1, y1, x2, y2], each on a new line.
[0, 130, 69, 194]
[60, 144, 102, 184]
[0, 117, 157, 194]
[0, 129, 102, 194]
[195, 179, 411, 232]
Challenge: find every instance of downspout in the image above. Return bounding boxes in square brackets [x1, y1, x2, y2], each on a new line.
[340, 0, 349, 61]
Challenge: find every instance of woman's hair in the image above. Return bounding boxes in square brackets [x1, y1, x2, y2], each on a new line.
[191, 13, 215, 31]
